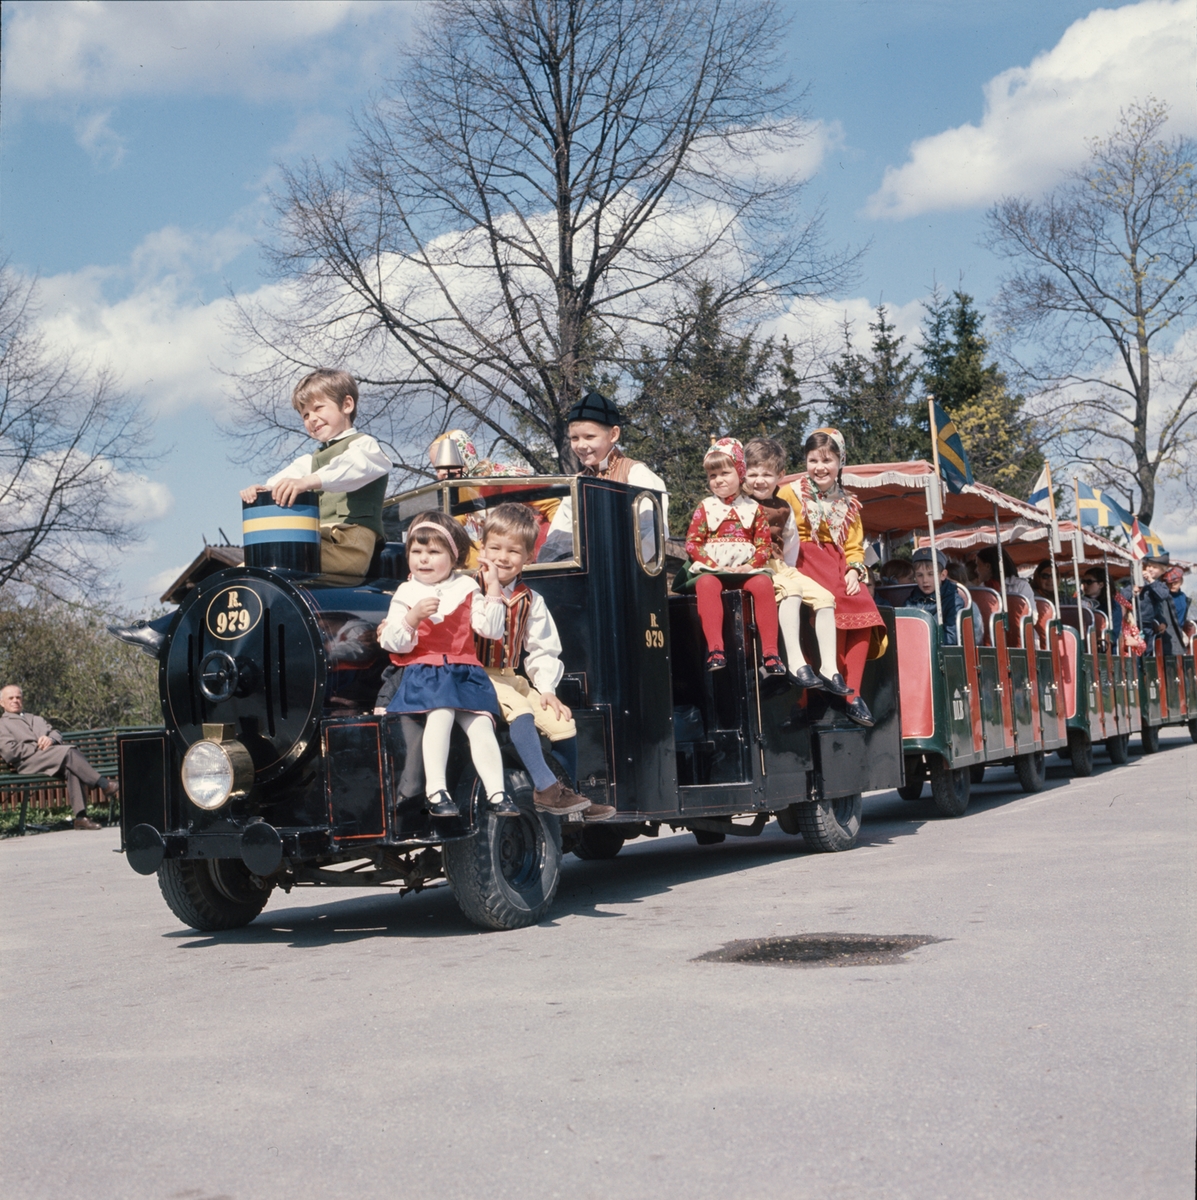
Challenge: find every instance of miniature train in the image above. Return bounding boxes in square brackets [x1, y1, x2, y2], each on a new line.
[116, 469, 1197, 932]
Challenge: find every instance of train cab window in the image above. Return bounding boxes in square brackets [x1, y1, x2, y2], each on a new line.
[448, 477, 580, 572]
[382, 482, 447, 541]
[633, 491, 665, 576]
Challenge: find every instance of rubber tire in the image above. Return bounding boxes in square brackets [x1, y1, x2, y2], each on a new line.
[896, 781, 924, 802]
[1104, 734, 1129, 764]
[796, 793, 862, 853]
[157, 858, 273, 931]
[928, 757, 970, 818]
[1140, 724, 1160, 755]
[1014, 750, 1046, 793]
[1067, 728, 1094, 776]
[572, 825, 628, 860]
[444, 772, 562, 930]
[1189, 719, 1197, 745]
[897, 756, 926, 802]
[969, 763, 986, 785]
[692, 829, 726, 845]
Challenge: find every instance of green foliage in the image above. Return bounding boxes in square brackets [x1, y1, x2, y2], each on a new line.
[822, 306, 925, 465]
[919, 290, 1044, 496]
[0, 597, 160, 730]
[621, 282, 809, 532]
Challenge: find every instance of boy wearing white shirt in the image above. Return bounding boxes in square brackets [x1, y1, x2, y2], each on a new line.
[478, 503, 614, 822]
[240, 369, 391, 577]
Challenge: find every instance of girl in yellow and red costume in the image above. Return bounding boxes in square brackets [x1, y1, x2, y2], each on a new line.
[778, 428, 885, 726]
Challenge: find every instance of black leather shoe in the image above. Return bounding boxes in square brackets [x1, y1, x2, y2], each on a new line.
[489, 793, 520, 817]
[845, 697, 874, 727]
[759, 655, 787, 678]
[426, 791, 458, 818]
[820, 672, 852, 697]
[106, 620, 167, 659]
[792, 665, 824, 690]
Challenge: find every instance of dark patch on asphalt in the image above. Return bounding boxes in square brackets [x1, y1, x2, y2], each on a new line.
[693, 932, 945, 968]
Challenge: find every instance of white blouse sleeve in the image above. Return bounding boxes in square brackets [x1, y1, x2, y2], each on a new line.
[314, 434, 392, 491]
[378, 588, 419, 654]
[781, 510, 800, 567]
[266, 451, 315, 488]
[522, 590, 566, 695]
[471, 585, 507, 640]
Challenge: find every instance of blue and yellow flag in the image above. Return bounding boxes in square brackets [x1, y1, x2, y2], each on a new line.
[1141, 523, 1167, 557]
[1076, 480, 1134, 534]
[932, 401, 973, 493]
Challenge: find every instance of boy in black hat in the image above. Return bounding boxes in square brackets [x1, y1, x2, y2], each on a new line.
[538, 390, 669, 561]
[904, 548, 963, 645]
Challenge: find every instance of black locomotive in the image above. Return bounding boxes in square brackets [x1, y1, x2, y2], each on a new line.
[118, 475, 903, 932]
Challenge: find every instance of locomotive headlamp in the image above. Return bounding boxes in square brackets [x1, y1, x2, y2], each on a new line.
[181, 728, 254, 810]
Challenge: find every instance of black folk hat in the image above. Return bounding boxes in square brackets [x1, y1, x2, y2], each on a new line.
[910, 547, 948, 569]
[1145, 553, 1171, 566]
[566, 389, 621, 427]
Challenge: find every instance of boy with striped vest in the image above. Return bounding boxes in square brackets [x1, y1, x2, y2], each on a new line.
[240, 369, 391, 578]
[477, 503, 614, 821]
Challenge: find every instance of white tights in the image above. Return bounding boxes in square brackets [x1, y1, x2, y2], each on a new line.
[778, 599, 839, 677]
[422, 708, 506, 800]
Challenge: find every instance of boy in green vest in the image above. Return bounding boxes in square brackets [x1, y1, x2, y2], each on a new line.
[240, 369, 391, 577]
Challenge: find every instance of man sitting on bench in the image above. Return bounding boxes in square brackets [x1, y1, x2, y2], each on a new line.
[0, 686, 118, 830]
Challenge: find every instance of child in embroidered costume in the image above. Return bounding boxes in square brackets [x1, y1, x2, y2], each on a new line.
[742, 437, 840, 688]
[377, 511, 517, 819]
[475, 503, 615, 822]
[679, 437, 786, 678]
[240, 369, 391, 578]
[778, 428, 886, 727]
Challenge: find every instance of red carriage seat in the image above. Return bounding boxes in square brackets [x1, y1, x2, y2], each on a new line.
[968, 586, 1002, 647]
[1006, 594, 1031, 648]
[1034, 597, 1055, 649]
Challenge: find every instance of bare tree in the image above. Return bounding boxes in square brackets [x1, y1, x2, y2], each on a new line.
[986, 100, 1197, 522]
[230, 0, 853, 476]
[0, 267, 155, 601]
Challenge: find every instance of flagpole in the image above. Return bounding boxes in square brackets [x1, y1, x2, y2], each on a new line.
[1072, 478, 1087, 640]
[926, 400, 945, 632]
[928, 396, 943, 481]
[992, 502, 1008, 613]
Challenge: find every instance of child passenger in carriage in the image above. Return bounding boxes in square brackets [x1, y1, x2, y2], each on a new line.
[905, 548, 964, 645]
[678, 438, 786, 679]
[475, 503, 614, 823]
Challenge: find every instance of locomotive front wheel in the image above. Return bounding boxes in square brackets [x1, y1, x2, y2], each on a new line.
[928, 757, 970, 818]
[1067, 728, 1094, 776]
[157, 858, 273, 931]
[444, 772, 562, 930]
[1140, 724, 1160, 755]
[1013, 750, 1046, 793]
[1104, 733, 1130, 764]
[793, 793, 862, 852]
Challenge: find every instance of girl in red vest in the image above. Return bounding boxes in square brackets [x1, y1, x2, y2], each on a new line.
[379, 511, 515, 818]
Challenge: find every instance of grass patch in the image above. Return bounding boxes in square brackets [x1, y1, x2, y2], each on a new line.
[0, 802, 116, 836]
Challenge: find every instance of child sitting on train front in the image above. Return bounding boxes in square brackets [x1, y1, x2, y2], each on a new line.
[778, 428, 886, 727]
[742, 437, 839, 690]
[475, 503, 613, 823]
[377, 511, 516, 820]
[904, 548, 963, 645]
[677, 438, 786, 678]
[240, 369, 390, 578]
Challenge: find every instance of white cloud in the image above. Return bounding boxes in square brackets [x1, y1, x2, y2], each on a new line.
[768, 294, 928, 356]
[73, 108, 125, 167]
[1, 0, 405, 104]
[866, 0, 1197, 220]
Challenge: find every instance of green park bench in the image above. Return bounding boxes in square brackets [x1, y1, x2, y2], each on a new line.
[0, 726, 164, 836]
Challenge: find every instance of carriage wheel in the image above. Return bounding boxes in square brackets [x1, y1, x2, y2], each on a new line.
[795, 793, 862, 852]
[157, 858, 273, 932]
[1140, 724, 1160, 755]
[969, 763, 986, 785]
[897, 756, 926, 802]
[1014, 750, 1046, 793]
[928, 756, 970, 818]
[572, 825, 627, 860]
[1067, 728, 1094, 776]
[1104, 734, 1129, 764]
[1189, 719, 1197, 745]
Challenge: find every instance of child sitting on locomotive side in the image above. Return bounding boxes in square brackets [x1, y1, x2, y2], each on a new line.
[778, 427, 886, 727]
[239, 369, 391, 578]
[677, 437, 786, 678]
[476, 503, 614, 823]
[904, 548, 963, 645]
[742, 437, 840, 690]
[377, 511, 517, 819]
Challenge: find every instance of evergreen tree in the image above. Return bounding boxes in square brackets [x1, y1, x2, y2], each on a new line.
[919, 290, 1043, 496]
[622, 283, 809, 532]
[821, 306, 924, 465]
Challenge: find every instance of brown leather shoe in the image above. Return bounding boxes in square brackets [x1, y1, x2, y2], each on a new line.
[74, 815, 102, 830]
[582, 802, 615, 822]
[533, 780, 590, 815]
[101, 778, 119, 798]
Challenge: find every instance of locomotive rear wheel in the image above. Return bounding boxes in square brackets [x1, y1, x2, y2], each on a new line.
[795, 793, 862, 853]
[1140, 724, 1160, 755]
[1014, 750, 1047, 793]
[444, 772, 562, 931]
[1067, 729, 1094, 776]
[157, 858, 273, 931]
[1104, 733, 1130, 764]
[928, 757, 970, 818]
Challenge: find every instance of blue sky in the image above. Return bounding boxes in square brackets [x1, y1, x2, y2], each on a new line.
[2, 0, 1194, 608]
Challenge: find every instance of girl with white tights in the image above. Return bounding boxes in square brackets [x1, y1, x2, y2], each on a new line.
[378, 511, 516, 819]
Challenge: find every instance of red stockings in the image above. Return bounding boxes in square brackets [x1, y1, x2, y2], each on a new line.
[695, 573, 779, 657]
[836, 627, 870, 697]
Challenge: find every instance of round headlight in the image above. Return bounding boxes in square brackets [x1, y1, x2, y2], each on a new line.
[181, 739, 253, 810]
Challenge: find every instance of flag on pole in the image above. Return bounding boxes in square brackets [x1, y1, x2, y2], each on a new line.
[1028, 462, 1055, 518]
[1076, 479, 1134, 532]
[931, 401, 974, 493]
[1141, 523, 1167, 557]
[1129, 518, 1148, 560]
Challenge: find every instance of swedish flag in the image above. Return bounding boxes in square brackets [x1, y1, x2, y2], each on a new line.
[932, 402, 974, 493]
[1076, 480, 1133, 533]
[1141, 523, 1168, 557]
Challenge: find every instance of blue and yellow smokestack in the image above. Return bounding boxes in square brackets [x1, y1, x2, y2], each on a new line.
[242, 492, 321, 572]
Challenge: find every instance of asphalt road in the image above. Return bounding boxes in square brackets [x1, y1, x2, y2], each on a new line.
[2, 731, 1195, 1200]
